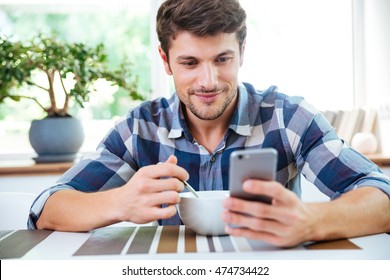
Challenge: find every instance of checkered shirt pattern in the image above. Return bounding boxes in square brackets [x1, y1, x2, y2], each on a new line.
[28, 83, 390, 228]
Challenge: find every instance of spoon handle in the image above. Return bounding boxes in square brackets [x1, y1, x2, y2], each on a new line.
[183, 181, 199, 198]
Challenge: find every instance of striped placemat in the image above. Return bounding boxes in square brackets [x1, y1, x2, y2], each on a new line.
[0, 230, 53, 259]
[304, 239, 360, 250]
[73, 226, 361, 256]
[0, 227, 362, 259]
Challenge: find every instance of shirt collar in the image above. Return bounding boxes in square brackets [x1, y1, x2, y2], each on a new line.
[228, 83, 252, 136]
[168, 94, 185, 139]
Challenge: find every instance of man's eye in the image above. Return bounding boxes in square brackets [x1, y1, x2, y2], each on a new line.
[216, 57, 231, 63]
[182, 61, 198, 67]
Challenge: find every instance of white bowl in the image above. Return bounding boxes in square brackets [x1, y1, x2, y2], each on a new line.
[177, 190, 229, 236]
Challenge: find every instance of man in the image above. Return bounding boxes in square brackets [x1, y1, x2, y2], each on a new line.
[29, 0, 390, 247]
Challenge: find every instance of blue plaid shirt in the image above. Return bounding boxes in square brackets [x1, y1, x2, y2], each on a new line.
[28, 83, 390, 228]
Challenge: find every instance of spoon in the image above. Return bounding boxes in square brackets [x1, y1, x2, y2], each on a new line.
[183, 181, 199, 198]
[157, 161, 199, 198]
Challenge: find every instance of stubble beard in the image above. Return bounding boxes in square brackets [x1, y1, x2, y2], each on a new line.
[185, 86, 237, 121]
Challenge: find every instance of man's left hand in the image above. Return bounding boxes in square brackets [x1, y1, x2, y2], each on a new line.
[222, 179, 318, 247]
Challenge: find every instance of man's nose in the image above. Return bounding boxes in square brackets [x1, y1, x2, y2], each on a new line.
[197, 63, 218, 89]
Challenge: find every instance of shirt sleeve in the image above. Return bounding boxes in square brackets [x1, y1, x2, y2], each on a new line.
[28, 120, 138, 229]
[293, 100, 390, 199]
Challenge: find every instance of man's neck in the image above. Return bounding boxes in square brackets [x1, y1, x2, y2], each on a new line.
[189, 118, 227, 152]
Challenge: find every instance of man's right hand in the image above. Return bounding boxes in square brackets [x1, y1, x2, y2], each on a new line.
[109, 155, 189, 224]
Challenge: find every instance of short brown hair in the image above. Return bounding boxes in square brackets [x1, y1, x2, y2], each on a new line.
[156, 0, 247, 57]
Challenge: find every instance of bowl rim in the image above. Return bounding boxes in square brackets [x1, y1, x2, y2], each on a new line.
[179, 190, 229, 199]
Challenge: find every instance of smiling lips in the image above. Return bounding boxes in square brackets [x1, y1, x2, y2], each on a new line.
[195, 92, 220, 102]
[192, 88, 225, 103]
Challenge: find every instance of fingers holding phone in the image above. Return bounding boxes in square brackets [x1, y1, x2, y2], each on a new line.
[224, 150, 315, 247]
[225, 179, 298, 224]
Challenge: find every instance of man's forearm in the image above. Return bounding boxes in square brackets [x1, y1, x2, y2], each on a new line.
[36, 189, 120, 232]
[309, 186, 390, 241]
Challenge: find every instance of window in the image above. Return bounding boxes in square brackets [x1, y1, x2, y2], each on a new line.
[0, 0, 152, 156]
[1, 0, 389, 157]
[239, 0, 354, 111]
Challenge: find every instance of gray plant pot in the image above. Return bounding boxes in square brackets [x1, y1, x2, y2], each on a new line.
[29, 116, 85, 163]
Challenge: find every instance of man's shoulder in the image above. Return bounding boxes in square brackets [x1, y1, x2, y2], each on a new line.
[136, 96, 174, 114]
[124, 95, 176, 121]
[243, 83, 305, 107]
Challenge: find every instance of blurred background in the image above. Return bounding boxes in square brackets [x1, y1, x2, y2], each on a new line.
[1, 0, 389, 156]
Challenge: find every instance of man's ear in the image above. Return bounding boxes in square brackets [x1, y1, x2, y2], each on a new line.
[158, 46, 173, 75]
[239, 39, 246, 67]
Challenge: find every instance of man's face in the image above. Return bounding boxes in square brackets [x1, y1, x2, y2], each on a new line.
[159, 32, 244, 121]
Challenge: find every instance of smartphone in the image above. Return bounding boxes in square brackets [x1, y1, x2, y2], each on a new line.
[229, 148, 277, 204]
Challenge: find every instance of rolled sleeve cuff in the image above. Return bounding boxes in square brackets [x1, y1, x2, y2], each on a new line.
[27, 184, 76, 229]
[336, 174, 390, 199]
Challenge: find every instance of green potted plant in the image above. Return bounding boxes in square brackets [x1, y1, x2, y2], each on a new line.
[0, 33, 143, 162]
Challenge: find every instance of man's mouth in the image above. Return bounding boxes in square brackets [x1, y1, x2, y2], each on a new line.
[194, 92, 220, 102]
[189, 87, 225, 103]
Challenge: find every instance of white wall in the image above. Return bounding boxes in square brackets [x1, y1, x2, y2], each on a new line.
[0, 175, 60, 196]
[359, 0, 390, 108]
[364, 0, 390, 154]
